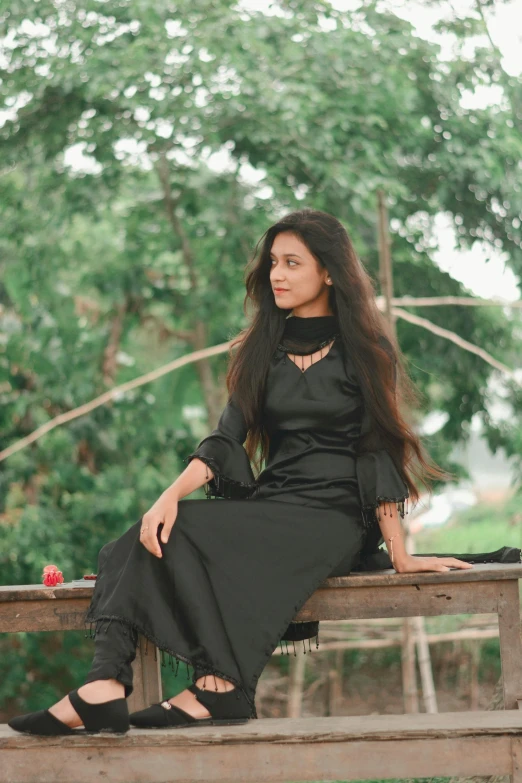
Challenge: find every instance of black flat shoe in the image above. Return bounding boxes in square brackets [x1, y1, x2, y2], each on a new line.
[129, 683, 251, 729]
[7, 687, 130, 736]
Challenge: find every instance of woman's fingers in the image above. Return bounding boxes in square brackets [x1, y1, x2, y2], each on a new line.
[403, 556, 472, 573]
[422, 556, 473, 572]
[399, 555, 475, 574]
[421, 560, 450, 571]
[435, 557, 473, 570]
[448, 557, 474, 569]
[140, 516, 163, 558]
[160, 504, 178, 544]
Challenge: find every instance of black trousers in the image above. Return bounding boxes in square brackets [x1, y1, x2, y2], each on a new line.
[83, 619, 223, 700]
[83, 619, 138, 699]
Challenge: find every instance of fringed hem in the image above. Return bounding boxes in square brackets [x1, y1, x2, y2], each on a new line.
[280, 619, 320, 646]
[184, 455, 259, 500]
[83, 613, 258, 720]
[277, 630, 320, 657]
[361, 496, 410, 530]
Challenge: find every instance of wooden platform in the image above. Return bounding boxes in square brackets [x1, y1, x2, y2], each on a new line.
[2, 710, 522, 782]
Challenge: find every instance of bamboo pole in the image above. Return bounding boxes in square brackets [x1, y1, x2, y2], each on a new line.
[377, 189, 419, 713]
[470, 644, 481, 711]
[287, 649, 306, 718]
[326, 648, 344, 716]
[377, 189, 439, 714]
[377, 189, 394, 328]
[406, 513, 438, 713]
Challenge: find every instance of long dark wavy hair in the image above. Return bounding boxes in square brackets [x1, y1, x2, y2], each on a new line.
[225, 208, 453, 510]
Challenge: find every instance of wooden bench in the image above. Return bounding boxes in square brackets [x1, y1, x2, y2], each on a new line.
[2, 562, 522, 782]
[2, 562, 522, 711]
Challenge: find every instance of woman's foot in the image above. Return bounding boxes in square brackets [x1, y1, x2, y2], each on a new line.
[47, 679, 125, 730]
[129, 674, 250, 729]
[162, 674, 235, 719]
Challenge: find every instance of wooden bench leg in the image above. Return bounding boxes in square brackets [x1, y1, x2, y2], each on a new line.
[127, 634, 162, 713]
[498, 580, 522, 710]
[402, 617, 419, 713]
[512, 737, 522, 782]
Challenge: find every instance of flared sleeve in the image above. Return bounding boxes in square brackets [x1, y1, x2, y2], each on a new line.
[355, 335, 410, 531]
[184, 391, 259, 500]
[356, 448, 410, 529]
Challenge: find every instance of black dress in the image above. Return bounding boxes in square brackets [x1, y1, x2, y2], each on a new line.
[83, 331, 410, 719]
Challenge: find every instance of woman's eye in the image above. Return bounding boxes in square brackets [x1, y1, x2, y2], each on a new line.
[270, 259, 297, 266]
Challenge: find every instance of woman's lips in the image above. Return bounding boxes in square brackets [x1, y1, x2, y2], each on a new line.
[274, 288, 288, 293]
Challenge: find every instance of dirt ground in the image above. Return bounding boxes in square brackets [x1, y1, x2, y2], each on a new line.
[255, 651, 500, 718]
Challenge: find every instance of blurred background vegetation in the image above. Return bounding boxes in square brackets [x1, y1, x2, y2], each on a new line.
[1, 0, 521, 729]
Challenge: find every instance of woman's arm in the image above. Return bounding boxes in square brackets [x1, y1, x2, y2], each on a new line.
[184, 391, 258, 499]
[377, 502, 473, 574]
[167, 457, 215, 501]
[172, 391, 258, 501]
[140, 458, 215, 555]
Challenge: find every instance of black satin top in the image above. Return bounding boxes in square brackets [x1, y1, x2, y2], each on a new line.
[186, 321, 410, 536]
[255, 336, 364, 509]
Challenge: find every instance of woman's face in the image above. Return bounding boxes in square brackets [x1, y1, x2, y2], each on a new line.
[269, 232, 333, 317]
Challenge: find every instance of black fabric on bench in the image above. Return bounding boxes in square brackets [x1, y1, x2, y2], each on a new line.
[281, 545, 521, 642]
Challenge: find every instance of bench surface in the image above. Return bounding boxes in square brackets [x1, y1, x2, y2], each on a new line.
[2, 562, 522, 603]
[3, 708, 522, 745]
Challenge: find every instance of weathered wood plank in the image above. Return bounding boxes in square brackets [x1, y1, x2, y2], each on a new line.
[0, 737, 514, 783]
[1, 562, 522, 604]
[512, 737, 522, 783]
[2, 712, 522, 783]
[294, 580, 503, 621]
[0, 584, 96, 601]
[0, 598, 91, 633]
[3, 709, 522, 745]
[325, 562, 522, 586]
[0, 578, 511, 630]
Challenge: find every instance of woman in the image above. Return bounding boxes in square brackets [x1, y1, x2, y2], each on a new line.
[8, 208, 472, 736]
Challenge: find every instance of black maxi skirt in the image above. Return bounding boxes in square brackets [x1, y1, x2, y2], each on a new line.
[83, 495, 367, 720]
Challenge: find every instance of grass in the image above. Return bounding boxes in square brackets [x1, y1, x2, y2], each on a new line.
[413, 492, 522, 555]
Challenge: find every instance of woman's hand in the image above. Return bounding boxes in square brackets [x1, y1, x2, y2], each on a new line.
[139, 488, 179, 558]
[394, 553, 474, 574]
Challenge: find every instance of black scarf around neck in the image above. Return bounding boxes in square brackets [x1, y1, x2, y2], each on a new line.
[279, 314, 339, 355]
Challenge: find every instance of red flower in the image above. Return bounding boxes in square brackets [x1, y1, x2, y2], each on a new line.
[42, 564, 64, 586]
